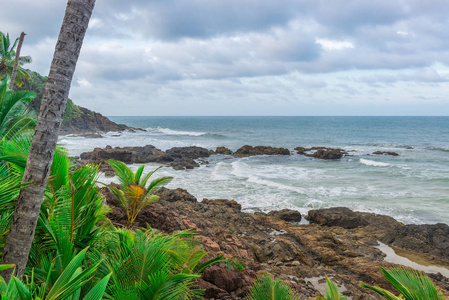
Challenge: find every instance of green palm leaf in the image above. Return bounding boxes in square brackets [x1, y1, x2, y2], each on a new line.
[361, 266, 445, 300]
[317, 276, 348, 300]
[107, 160, 172, 227]
[246, 272, 300, 300]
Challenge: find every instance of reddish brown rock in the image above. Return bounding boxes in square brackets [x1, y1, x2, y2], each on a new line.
[268, 209, 302, 222]
[104, 188, 449, 299]
[202, 198, 242, 211]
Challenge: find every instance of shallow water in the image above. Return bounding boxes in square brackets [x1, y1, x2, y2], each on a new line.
[376, 242, 449, 278]
[59, 116, 449, 225]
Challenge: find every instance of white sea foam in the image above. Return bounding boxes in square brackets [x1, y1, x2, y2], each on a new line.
[359, 158, 390, 167]
[148, 127, 206, 136]
[210, 162, 230, 180]
[246, 176, 307, 195]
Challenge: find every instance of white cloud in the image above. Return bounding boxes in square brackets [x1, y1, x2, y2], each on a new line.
[77, 78, 92, 87]
[315, 39, 355, 50]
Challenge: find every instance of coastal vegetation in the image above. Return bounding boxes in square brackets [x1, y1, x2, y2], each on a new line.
[107, 160, 173, 227]
[0, 2, 447, 297]
[0, 31, 31, 88]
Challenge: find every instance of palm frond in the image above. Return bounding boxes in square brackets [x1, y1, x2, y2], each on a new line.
[246, 272, 300, 300]
[361, 266, 445, 300]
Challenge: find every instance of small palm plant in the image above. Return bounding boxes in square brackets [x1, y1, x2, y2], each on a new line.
[361, 266, 446, 300]
[317, 276, 348, 300]
[246, 272, 301, 300]
[107, 160, 173, 227]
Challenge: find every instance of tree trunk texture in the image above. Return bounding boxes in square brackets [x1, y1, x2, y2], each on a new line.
[0, 0, 96, 281]
[8, 32, 25, 90]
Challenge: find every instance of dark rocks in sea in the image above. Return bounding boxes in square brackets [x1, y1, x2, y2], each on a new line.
[295, 147, 347, 159]
[78, 145, 212, 170]
[165, 146, 211, 170]
[372, 151, 400, 156]
[104, 187, 449, 299]
[215, 146, 233, 155]
[166, 146, 212, 159]
[234, 145, 290, 157]
[268, 209, 302, 222]
[80, 145, 167, 164]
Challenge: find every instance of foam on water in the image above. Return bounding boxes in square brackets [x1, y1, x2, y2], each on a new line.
[147, 127, 206, 136]
[359, 158, 390, 167]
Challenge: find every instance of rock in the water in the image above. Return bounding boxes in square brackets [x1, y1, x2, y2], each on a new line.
[309, 148, 345, 159]
[166, 146, 211, 159]
[78, 145, 212, 170]
[372, 151, 399, 156]
[215, 146, 233, 155]
[295, 147, 347, 159]
[268, 209, 302, 222]
[234, 145, 290, 157]
[202, 198, 242, 211]
[79, 144, 168, 164]
[154, 187, 197, 203]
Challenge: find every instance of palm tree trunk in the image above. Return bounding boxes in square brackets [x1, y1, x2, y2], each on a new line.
[0, 0, 96, 281]
[8, 32, 25, 90]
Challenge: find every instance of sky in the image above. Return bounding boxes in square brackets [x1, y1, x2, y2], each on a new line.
[2, 0, 449, 116]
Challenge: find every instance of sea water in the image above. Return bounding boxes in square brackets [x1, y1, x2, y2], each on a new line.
[58, 116, 449, 225]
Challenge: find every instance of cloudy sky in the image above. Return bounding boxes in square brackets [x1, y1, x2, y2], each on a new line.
[2, 0, 449, 116]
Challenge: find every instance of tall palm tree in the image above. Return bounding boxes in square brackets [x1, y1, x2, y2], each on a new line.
[0, 32, 31, 88]
[8, 32, 26, 90]
[1, 0, 97, 282]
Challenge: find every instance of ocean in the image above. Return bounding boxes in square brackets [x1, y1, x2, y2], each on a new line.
[58, 116, 449, 225]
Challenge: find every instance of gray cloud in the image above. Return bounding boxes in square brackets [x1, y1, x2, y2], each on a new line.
[2, 0, 449, 115]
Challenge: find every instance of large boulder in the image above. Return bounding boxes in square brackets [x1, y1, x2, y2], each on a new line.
[307, 207, 399, 229]
[381, 223, 449, 261]
[234, 145, 290, 157]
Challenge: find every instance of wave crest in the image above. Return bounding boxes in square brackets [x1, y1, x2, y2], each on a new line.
[360, 159, 390, 167]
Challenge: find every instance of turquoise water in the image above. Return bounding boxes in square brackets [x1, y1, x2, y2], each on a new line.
[59, 117, 449, 225]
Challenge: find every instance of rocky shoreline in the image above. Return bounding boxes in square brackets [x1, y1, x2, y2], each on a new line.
[103, 187, 449, 299]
